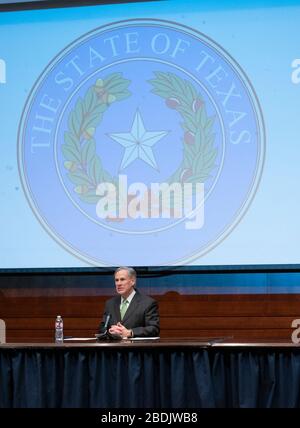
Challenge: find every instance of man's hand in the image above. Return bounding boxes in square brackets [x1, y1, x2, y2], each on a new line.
[109, 322, 132, 338]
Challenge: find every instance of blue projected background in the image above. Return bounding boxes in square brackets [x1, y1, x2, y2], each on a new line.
[0, 0, 300, 269]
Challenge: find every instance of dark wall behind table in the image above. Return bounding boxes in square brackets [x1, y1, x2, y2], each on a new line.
[1, 268, 300, 294]
[0, 269, 300, 342]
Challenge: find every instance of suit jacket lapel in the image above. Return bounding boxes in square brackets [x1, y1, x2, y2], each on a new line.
[114, 297, 122, 323]
[122, 291, 140, 323]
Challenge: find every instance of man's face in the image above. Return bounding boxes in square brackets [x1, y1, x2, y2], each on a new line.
[114, 269, 135, 298]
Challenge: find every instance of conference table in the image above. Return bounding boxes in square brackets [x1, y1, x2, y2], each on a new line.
[1, 338, 300, 408]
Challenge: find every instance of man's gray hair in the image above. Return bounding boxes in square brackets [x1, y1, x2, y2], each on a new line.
[114, 266, 137, 280]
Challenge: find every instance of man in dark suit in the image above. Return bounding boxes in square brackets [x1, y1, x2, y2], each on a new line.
[99, 267, 160, 338]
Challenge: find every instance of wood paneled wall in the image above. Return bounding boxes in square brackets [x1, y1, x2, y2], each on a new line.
[0, 291, 299, 342]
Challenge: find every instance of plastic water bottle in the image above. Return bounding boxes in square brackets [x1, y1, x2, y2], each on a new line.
[55, 315, 63, 343]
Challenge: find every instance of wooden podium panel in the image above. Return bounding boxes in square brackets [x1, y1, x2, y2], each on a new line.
[0, 291, 299, 343]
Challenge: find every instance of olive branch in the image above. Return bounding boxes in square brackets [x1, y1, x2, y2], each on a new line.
[149, 71, 218, 185]
[62, 73, 131, 204]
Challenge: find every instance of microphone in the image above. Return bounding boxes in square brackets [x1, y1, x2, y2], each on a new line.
[103, 313, 111, 331]
[95, 313, 111, 340]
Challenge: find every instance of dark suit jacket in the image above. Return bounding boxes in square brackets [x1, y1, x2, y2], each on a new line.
[100, 290, 160, 337]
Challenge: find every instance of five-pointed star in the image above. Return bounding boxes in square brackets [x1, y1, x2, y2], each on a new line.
[108, 110, 169, 170]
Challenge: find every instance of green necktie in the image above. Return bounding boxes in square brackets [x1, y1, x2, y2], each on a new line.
[120, 299, 128, 320]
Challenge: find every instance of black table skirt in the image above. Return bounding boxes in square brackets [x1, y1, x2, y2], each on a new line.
[1, 346, 300, 408]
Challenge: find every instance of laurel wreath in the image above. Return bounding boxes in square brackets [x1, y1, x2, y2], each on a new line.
[62, 73, 131, 204]
[149, 71, 217, 186]
[62, 71, 217, 210]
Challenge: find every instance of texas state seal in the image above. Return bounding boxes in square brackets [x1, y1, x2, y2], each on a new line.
[18, 19, 265, 266]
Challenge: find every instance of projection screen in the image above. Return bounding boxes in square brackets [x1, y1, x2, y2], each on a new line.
[0, 0, 299, 269]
